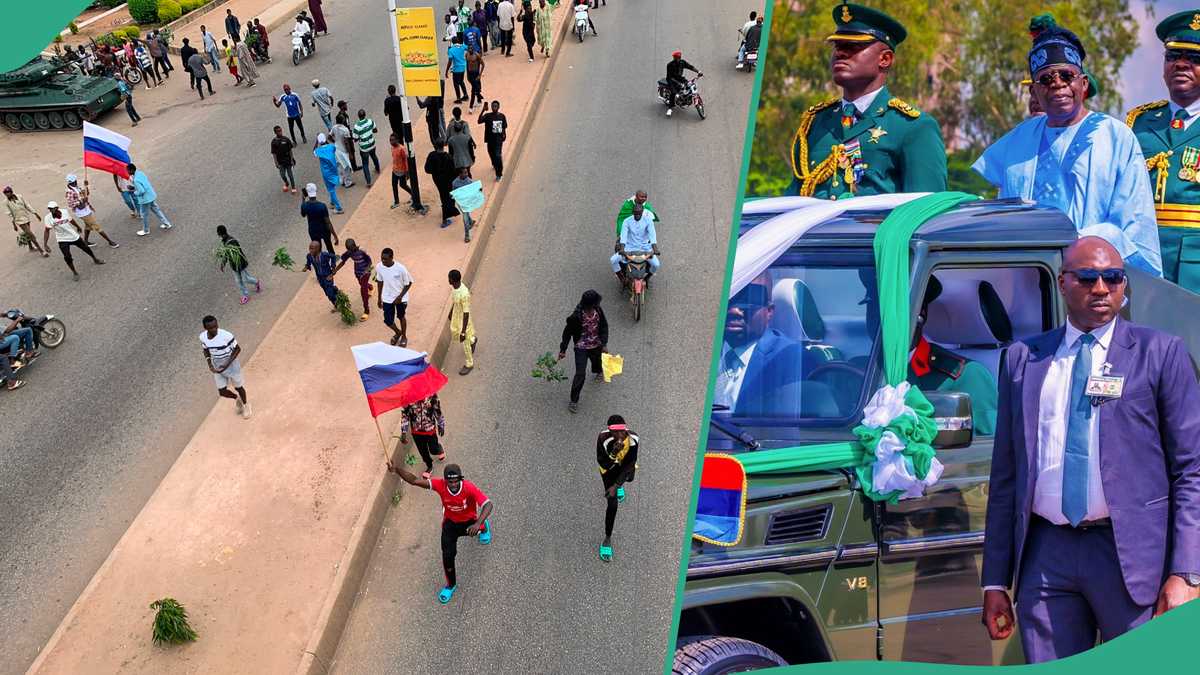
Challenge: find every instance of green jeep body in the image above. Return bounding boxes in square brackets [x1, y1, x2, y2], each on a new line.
[673, 198, 1200, 673]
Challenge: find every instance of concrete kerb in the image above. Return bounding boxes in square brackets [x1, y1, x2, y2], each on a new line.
[294, 7, 573, 675]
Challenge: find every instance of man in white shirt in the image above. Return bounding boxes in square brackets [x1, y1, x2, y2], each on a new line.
[200, 315, 250, 419]
[610, 204, 661, 283]
[982, 236, 1200, 662]
[42, 201, 105, 280]
[200, 25, 222, 71]
[497, 0, 516, 57]
[374, 247, 414, 347]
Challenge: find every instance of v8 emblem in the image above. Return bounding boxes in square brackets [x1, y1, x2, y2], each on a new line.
[845, 576, 869, 591]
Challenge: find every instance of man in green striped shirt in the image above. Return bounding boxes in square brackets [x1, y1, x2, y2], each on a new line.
[353, 109, 381, 186]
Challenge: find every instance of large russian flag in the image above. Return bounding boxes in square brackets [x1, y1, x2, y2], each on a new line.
[83, 122, 132, 178]
[351, 342, 448, 418]
[692, 454, 747, 547]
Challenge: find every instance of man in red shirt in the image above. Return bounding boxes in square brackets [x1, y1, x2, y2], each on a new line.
[387, 461, 493, 603]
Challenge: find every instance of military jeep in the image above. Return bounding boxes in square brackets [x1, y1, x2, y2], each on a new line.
[672, 198, 1200, 674]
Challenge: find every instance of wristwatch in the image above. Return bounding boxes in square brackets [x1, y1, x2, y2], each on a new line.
[1176, 573, 1200, 587]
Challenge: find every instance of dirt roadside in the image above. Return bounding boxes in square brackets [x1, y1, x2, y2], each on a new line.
[26, 4, 570, 674]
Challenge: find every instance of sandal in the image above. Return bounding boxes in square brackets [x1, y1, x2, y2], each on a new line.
[616, 487, 626, 503]
[599, 544, 613, 562]
[437, 585, 457, 604]
[390, 335, 400, 346]
[5, 379, 25, 391]
[399, 337, 408, 348]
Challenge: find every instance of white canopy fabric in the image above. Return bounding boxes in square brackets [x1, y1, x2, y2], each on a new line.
[730, 193, 929, 297]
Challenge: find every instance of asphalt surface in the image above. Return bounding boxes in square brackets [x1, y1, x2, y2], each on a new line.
[0, 1, 418, 670]
[329, 1, 752, 673]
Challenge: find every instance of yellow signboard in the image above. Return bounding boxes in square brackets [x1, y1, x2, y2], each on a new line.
[394, 7, 441, 97]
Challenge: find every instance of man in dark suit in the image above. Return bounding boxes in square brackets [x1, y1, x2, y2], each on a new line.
[982, 236, 1200, 662]
[714, 274, 809, 417]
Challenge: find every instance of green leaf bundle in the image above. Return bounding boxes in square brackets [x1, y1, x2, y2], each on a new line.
[149, 598, 198, 645]
[271, 247, 295, 271]
[531, 352, 566, 382]
[334, 291, 356, 326]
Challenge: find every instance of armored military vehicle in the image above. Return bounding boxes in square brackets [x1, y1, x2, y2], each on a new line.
[0, 57, 122, 132]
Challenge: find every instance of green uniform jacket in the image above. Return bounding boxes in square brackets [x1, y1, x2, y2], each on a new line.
[1127, 100, 1200, 290]
[906, 342, 997, 437]
[787, 85, 947, 199]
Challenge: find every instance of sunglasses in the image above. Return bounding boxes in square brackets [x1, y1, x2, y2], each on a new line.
[729, 285, 771, 309]
[1035, 69, 1081, 87]
[1166, 50, 1200, 66]
[1063, 268, 1126, 286]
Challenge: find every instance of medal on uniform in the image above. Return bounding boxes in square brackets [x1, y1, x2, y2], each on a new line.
[1173, 118, 1186, 130]
[1181, 147, 1200, 182]
[842, 140, 865, 192]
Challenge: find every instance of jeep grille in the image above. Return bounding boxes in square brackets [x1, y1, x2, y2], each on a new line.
[764, 505, 832, 545]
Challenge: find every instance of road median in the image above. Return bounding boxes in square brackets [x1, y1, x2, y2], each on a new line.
[28, 5, 570, 674]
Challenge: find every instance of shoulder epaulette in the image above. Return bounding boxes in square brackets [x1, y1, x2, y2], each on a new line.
[887, 97, 921, 119]
[790, 97, 841, 189]
[928, 343, 966, 380]
[1125, 100, 1168, 128]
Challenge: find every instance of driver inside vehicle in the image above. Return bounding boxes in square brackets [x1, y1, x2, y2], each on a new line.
[906, 275, 999, 436]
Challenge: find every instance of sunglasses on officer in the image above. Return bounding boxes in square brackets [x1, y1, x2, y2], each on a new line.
[1035, 69, 1082, 87]
[1062, 268, 1127, 286]
[1166, 49, 1200, 66]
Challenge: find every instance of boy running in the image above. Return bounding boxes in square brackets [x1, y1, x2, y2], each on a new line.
[386, 462, 493, 604]
[596, 414, 638, 562]
[200, 315, 251, 418]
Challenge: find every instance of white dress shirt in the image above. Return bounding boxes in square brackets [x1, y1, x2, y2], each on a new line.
[983, 318, 1117, 593]
[1168, 97, 1200, 131]
[842, 86, 884, 116]
[1032, 318, 1114, 525]
[714, 342, 756, 410]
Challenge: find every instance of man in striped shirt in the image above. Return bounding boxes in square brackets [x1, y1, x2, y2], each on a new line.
[352, 109, 381, 187]
[200, 315, 250, 418]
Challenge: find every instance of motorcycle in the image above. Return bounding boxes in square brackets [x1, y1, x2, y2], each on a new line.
[0, 310, 66, 387]
[291, 30, 316, 66]
[657, 74, 705, 120]
[619, 251, 654, 322]
[574, 6, 591, 42]
[736, 31, 759, 73]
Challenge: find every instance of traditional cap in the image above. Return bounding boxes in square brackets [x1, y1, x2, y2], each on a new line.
[66, 174, 77, 183]
[312, 78, 320, 86]
[827, 2, 907, 50]
[607, 423, 628, 431]
[2, 186, 12, 192]
[46, 200, 59, 208]
[1028, 22, 1086, 75]
[671, 50, 682, 58]
[1157, 10, 1200, 52]
[1026, 14, 1095, 95]
[316, 132, 327, 143]
[305, 183, 317, 196]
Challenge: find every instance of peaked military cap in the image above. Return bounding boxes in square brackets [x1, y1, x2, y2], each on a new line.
[1157, 9, 1200, 51]
[826, 2, 907, 50]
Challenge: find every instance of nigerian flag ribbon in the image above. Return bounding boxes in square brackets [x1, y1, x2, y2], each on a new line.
[737, 192, 980, 503]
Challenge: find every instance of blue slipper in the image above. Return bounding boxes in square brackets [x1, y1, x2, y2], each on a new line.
[478, 519, 492, 545]
[438, 585, 457, 604]
[616, 487, 626, 503]
[599, 544, 613, 562]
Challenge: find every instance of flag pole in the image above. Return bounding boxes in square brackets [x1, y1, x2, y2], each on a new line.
[373, 416, 392, 465]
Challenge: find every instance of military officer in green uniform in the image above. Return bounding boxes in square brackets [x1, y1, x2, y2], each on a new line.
[787, 2, 947, 199]
[907, 276, 998, 436]
[1126, 9, 1200, 293]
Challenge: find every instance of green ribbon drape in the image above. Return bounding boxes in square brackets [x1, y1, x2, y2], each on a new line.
[736, 193, 980, 503]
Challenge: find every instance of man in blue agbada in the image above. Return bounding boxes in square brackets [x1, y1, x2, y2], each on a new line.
[973, 22, 1163, 276]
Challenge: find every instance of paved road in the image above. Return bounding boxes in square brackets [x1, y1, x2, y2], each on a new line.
[330, 1, 751, 673]
[0, 1, 416, 670]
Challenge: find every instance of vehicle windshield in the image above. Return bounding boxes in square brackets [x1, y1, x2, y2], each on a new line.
[712, 250, 878, 424]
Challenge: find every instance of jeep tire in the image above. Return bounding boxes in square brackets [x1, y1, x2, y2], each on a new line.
[673, 636, 788, 674]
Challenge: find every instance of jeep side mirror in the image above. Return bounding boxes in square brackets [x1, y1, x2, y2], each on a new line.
[925, 391, 973, 449]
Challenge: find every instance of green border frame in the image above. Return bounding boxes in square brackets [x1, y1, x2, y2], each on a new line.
[2, 1, 94, 72]
[660, 1, 776, 673]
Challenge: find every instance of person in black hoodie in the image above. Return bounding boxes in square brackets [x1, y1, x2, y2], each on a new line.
[596, 414, 638, 562]
[557, 289, 608, 413]
[179, 38, 199, 90]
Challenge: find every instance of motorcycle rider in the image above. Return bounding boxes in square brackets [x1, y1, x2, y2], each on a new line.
[574, 2, 598, 37]
[1, 312, 38, 369]
[738, 15, 764, 70]
[737, 11, 757, 67]
[665, 50, 702, 116]
[611, 203, 660, 286]
[615, 189, 659, 243]
[293, 13, 314, 55]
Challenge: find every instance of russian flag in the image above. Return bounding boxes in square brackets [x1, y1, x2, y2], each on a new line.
[83, 122, 132, 178]
[693, 454, 747, 547]
[351, 342, 448, 418]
